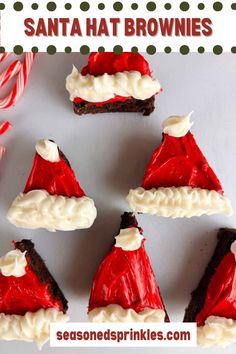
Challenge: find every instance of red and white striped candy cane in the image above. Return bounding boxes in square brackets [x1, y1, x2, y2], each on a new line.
[0, 60, 21, 89]
[0, 52, 10, 64]
[0, 52, 36, 109]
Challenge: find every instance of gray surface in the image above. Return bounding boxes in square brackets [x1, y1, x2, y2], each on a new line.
[0, 53, 236, 354]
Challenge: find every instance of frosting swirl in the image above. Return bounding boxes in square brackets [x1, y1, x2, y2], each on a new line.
[66, 66, 161, 102]
[127, 186, 233, 218]
[89, 304, 165, 323]
[35, 140, 60, 162]
[162, 112, 193, 137]
[115, 227, 144, 251]
[0, 308, 68, 348]
[197, 316, 236, 347]
[0, 250, 27, 277]
[7, 190, 97, 232]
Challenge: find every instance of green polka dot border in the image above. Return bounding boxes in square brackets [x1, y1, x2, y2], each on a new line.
[0, 3, 5, 10]
[180, 45, 190, 55]
[213, 2, 223, 11]
[31, 3, 39, 10]
[146, 2, 156, 11]
[98, 46, 105, 52]
[113, 2, 123, 11]
[65, 3, 72, 10]
[47, 2, 56, 11]
[13, 2, 23, 11]
[80, 2, 90, 11]
[47, 45, 57, 54]
[180, 2, 190, 11]
[113, 45, 123, 54]
[213, 45, 223, 55]
[14, 45, 23, 55]
[146, 45, 156, 55]
[31, 46, 38, 53]
[65, 46, 72, 53]
[80, 45, 90, 54]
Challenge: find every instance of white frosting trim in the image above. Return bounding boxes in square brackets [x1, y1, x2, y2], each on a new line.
[88, 304, 165, 323]
[66, 66, 161, 102]
[162, 112, 194, 137]
[35, 139, 60, 162]
[127, 187, 233, 218]
[115, 227, 144, 251]
[0, 250, 27, 277]
[197, 316, 236, 347]
[230, 240, 236, 260]
[7, 190, 97, 232]
[0, 308, 69, 349]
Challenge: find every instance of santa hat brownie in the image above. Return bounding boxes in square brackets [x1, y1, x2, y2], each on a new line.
[88, 212, 169, 322]
[66, 52, 161, 116]
[184, 228, 236, 347]
[0, 239, 68, 348]
[7, 139, 97, 231]
[127, 113, 233, 218]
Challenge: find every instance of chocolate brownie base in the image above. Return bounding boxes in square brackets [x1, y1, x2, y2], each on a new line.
[15, 239, 68, 313]
[184, 228, 236, 322]
[73, 96, 155, 116]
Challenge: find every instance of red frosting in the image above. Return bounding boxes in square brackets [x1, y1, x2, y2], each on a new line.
[196, 251, 236, 326]
[0, 256, 62, 316]
[74, 52, 152, 106]
[89, 228, 166, 317]
[81, 52, 151, 76]
[142, 132, 223, 194]
[24, 152, 85, 198]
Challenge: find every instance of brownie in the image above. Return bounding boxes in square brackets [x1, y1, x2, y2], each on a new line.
[73, 96, 155, 116]
[184, 228, 236, 322]
[14, 239, 68, 313]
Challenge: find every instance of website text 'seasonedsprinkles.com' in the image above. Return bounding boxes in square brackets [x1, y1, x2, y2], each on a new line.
[50, 323, 197, 347]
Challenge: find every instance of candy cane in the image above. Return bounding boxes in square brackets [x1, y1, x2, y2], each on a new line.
[0, 52, 36, 109]
[0, 52, 10, 63]
[0, 121, 12, 135]
[0, 60, 21, 88]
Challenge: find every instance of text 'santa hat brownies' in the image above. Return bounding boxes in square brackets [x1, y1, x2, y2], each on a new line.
[0, 240, 68, 348]
[7, 140, 97, 231]
[127, 113, 232, 218]
[88, 212, 169, 322]
[184, 229, 236, 347]
[66, 52, 161, 116]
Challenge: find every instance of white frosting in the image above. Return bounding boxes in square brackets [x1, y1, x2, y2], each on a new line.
[89, 304, 165, 323]
[0, 250, 27, 277]
[162, 112, 194, 137]
[7, 190, 97, 232]
[230, 240, 236, 260]
[0, 308, 69, 349]
[66, 66, 161, 102]
[127, 186, 233, 218]
[197, 316, 236, 347]
[35, 139, 60, 162]
[115, 227, 144, 251]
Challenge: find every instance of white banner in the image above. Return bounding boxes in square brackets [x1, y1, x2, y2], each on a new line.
[50, 322, 197, 347]
[0, 0, 236, 53]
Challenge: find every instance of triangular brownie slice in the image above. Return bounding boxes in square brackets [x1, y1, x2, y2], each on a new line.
[184, 228, 236, 347]
[7, 139, 97, 231]
[0, 239, 68, 347]
[127, 113, 232, 218]
[88, 212, 169, 322]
